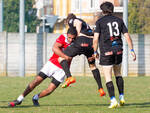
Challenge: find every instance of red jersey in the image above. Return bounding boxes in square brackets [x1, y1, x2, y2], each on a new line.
[49, 34, 71, 69]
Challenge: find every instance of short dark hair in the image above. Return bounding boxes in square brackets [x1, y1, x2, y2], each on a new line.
[67, 28, 77, 36]
[100, 2, 114, 14]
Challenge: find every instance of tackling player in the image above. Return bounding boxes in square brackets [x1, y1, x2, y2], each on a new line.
[8, 28, 77, 107]
[93, 2, 136, 108]
[59, 13, 106, 97]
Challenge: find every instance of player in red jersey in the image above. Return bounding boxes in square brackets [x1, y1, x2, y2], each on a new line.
[8, 28, 77, 107]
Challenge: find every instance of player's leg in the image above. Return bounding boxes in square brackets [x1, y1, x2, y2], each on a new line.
[113, 64, 125, 106]
[32, 77, 60, 106]
[32, 64, 65, 106]
[59, 58, 76, 88]
[59, 57, 72, 78]
[102, 65, 118, 108]
[87, 56, 106, 97]
[59, 42, 80, 88]
[8, 73, 46, 107]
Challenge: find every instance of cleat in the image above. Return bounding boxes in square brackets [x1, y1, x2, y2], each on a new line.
[8, 100, 22, 107]
[119, 99, 125, 106]
[98, 88, 106, 96]
[108, 101, 118, 108]
[119, 95, 125, 106]
[32, 95, 40, 106]
[108, 98, 118, 108]
[62, 77, 76, 88]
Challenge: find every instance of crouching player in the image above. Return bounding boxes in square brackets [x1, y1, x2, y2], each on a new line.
[8, 28, 77, 107]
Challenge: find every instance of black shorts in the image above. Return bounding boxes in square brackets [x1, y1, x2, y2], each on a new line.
[38, 72, 60, 87]
[38, 72, 47, 79]
[100, 54, 122, 65]
[64, 36, 94, 60]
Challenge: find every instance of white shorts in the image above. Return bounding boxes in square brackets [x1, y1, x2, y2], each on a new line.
[40, 61, 65, 83]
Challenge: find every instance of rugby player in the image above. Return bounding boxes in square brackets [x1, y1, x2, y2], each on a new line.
[93, 2, 136, 108]
[59, 13, 106, 97]
[8, 28, 77, 107]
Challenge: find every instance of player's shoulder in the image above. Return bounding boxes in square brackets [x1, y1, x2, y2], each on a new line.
[96, 15, 108, 24]
[56, 34, 67, 43]
[98, 15, 122, 21]
[59, 34, 67, 39]
[112, 15, 123, 21]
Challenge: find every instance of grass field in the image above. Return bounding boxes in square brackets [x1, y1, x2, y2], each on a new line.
[0, 76, 150, 113]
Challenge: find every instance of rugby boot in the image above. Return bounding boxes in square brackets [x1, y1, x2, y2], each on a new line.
[118, 95, 125, 106]
[62, 77, 76, 88]
[108, 97, 118, 108]
[98, 88, 106, 96]
[8, 100, 22, 107]
[32, 95, 40, 106]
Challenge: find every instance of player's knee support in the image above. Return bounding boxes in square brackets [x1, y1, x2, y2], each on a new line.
[51, 77, 61, 87]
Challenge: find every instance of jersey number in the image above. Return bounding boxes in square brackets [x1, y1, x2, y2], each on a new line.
[107, 22, 119, 36]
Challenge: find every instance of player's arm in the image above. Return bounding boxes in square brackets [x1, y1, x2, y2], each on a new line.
[52, 42, 71, 60]
[74, 19, 82, 36]
[124, 33, 136, 61]
[93, 32, 99, 58]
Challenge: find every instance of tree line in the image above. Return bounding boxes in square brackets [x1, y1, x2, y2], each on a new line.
[3, 0, 150, 33]
[3, 0, 40, 33]
[128, 0, 150, 33]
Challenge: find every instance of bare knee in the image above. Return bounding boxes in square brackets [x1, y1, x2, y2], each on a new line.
[113, 64, 121, 76]
[89, 64, 97, 70]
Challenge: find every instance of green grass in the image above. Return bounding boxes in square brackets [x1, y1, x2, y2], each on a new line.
[0, 76, 150, 113]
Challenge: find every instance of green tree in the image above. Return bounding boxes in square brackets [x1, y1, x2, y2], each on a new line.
[128, 0, 150, 33]
[3, 0, 40, 32]
[25, 0, 40, 33]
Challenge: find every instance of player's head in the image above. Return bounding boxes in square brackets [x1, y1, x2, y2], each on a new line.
[65, 13, 76, 25]
[100, 2, 114, 14]
[67, 28, 77, 43]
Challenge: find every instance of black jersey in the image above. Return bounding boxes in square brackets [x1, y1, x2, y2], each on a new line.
[68, 18, 93, 36]
[95, 15, 128, 55]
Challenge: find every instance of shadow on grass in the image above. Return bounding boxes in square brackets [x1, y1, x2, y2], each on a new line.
[1, 102, 150, 109]
[0, 100, 12, 103]
[125, 102, 150, 108]
[0, 103, 109, 109]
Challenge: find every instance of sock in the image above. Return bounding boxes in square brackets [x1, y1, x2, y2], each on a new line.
[17, 95, 24, 102]
[106, 81, 115, 98]
[33, 94, 39, 100]
[119, 94, 124, 100]
[92, 68, 103, 89]
[116, 76, 124, 95]
[60, 60, 71, 78]
[110, 96, 117, 103]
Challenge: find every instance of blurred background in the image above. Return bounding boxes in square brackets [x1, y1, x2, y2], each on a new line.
[0, 0, 150, 77]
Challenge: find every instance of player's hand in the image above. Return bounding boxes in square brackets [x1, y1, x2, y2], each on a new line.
[88, 56, 95, 62]
[131, 51, 136, 61]
[93, 51, 99, 59]
[65, 55, 72, 61]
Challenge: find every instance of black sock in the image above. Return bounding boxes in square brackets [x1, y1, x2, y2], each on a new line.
[116, 76, 124, 95]
[60, 60, 71, 78]
[92, 68, 103, 89]
[106, 81, 115, 98]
